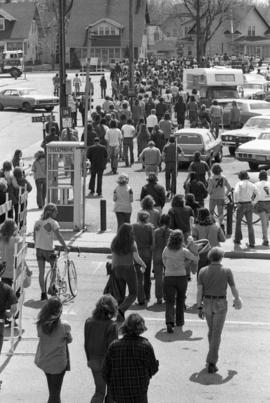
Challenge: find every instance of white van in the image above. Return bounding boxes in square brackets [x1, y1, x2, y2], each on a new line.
[241, 73, 269, 99]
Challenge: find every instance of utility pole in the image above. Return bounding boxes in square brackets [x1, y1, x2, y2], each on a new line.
[59, 0, 67, 130]
[129, 0, 135, 101]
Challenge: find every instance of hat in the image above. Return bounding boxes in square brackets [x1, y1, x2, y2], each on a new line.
[117, 173, 129, 184]
[147, 172, 158, 182]
[238, 170, 249, 180]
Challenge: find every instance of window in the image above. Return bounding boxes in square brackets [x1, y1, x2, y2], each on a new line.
[99, 27, 104, 36]
[115, 48, 120, 59]
[154, 31, 159, 41]
[105, 26, 110, 35]
[248, 26, 256, 37]
[109, 48, 114, 59]
[252, 26, 255, 36]
[184, 26, 190, 35]
[111, 27, 115, 35]
[95, 48, 101, 58]
[92, 27, 98, 35]
[0, 18, 5, 31]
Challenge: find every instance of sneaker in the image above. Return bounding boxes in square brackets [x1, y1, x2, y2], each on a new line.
[262, 241, 269, 246]
[167, 324, 174, 333]
[41, 292, 47, 301]
[208, 363, 218, 373]
[48, 285, 58, 296]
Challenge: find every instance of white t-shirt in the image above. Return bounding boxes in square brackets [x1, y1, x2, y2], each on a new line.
[34, 218, 60, 251]
[254, 180, 270, 202]
[122, 124, 135, 138]
[147, 114, 158, 128]
[105, 128, 122, 147]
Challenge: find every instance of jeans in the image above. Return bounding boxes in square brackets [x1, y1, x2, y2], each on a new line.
[138, 248, 152, 301]
[108, 146, 119, 173]
[209, 199, 225, 225]
[88, 358, 113, 403]
[154, 261, 164, 300]
[114, 265, 137, 313]
[101, 88, 106, 99]
[203, 298, 227, 365]
[35, 178, 46, 208]
[259, 211, 270, 242]
[115, 212, 131, 231]
[135, 264, 145, 303]
[145, 164, 159, 176]
[123, 138, 134, 166]
[89, 168, 104, 195]
[234, 203, 255, 245]
[0, 322, 4, 354]
[45, 371, 65, 403]
[115, 395, 148, 403]
[164, 276, 187, 326]
[165, 162, 176, 194]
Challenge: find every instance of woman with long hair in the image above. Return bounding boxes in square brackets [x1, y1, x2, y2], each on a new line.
[111, 223, 146, 322]
[168, 194, 194, 241]
[162, 230, 198, 333]
[0, 219, 21, 287]
[137, 122, 149, 158]
[12, 149, 23, 169]
[12, 166, 32, 226]
[138, 195, 160, 228]
[35, 298, 72, 403]
[34, 204, 68, 301]
[84, 295, 118, 403]
[153, 214, 172, 304]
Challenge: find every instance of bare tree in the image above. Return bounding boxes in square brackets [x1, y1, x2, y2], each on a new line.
[183, 0, 233, 63]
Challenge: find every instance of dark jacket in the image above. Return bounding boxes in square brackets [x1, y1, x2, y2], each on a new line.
[168, 206, 194, 234]
[87, 143, 108, 171]
[140, 183, 166, 209]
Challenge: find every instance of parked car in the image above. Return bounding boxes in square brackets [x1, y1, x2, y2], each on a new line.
[175, 128, 223, 167]
[0, 88, 59, 112]
[235, 131, 270, 170]
[221, 115, 270, 155]
[217, 99, 270, 127]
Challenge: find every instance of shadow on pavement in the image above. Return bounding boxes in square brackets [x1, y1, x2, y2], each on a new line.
[186, 303, 198, 315]
[146, 303, 165, 312]
[27, 207, 40, 213]
[189, 368, 238, 385]
[155, 327, 203, 343]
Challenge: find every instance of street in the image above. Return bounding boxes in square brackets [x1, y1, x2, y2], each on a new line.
[0, 250, 270, 402]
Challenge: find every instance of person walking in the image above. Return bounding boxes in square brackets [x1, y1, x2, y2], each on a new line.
[121, 119, 135, 167]
[34, 204, 68, 300]
[234, 170, 256, 248]
[168, 194, 194, 241]
[162, 135, 183, 198]
[156, 97, 167, 122]
[67, 93, 78, 128]
[32, 150, 46, 209]
[111, 224, 146, 322]
[192, 208, 225, 248]
[159, 113, 173, 142]
[229, 100, 241, 130]
[184, 171, 208, 207]
[139, 141, 162, 176]
[73, 73, 82, 95]
[138, 195, 161, 229]
[187, 96, 199, 128]
[100, 74, 107, 99]
[162, 230, 198, 333]
[11, 149, 23, 169]
[209, 100, 223, 138]
[208, 163, 232, 231]
[197, 247, 242, 373]
[105, 120, 122, 175]
[137, 123, 150, 159]
[174, 96, 186, 128]
[35, 298, 72, 403]
[146, 109, 158, 134]
[140, 173, 166, 211]
[133, 211, 154, 305]
[87, 137, 107, 197]
[153, 214, 172, 304]
[84, 295, 118, 403]
[113, 173, 133, 230]
[12, 167, 32, 228]
[254, 170, 270, 246]
[102, 313, 159, 403]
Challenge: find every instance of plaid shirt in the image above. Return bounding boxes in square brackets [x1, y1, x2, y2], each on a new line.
[102, 335, 159, 403]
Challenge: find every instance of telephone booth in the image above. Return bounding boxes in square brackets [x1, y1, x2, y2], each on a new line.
[46, 141, 84, 230]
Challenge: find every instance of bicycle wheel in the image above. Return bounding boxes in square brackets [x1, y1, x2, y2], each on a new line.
[67, 260, 78, 297]
[45, 268, 54, 295]
[241, 214, 261, 225]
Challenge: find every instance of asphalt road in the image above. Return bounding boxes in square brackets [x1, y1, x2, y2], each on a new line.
[0, 250, 269, 402]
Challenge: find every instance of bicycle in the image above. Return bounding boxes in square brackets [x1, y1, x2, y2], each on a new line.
[45, 251, 78, 299]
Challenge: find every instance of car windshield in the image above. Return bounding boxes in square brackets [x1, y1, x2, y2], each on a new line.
[18, 89, 37, 96]
[249, 102, 270, 110]
[177, 133, 203, 144]
[258, 132, 270, 140]
[244, 84, 263, 90]
[210, 89, 239, 99]
[244, 117, 270, 129]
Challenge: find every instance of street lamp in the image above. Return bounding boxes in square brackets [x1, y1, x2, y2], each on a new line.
[59, 0, 67, 130]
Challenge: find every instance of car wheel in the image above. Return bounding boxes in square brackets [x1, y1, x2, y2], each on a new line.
[228, 146, 235, 156]
[45, 106, 54, 112]
[23, 102, 33, 112]
[248, 162, 259, 171]
[215, 149, 223, 163]
[0, 103, 4, 111]
[10, 68, 21, 79]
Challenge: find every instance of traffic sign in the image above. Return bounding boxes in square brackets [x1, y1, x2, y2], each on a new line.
[32, 115, 55, 123]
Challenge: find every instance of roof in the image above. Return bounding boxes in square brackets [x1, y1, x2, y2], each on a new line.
[89, 18, 123, 29]
[66, 0, 148, 48]
[0, 2, 36, 40]
[234, 36, 269, 42]
[0, 9, 16, 22]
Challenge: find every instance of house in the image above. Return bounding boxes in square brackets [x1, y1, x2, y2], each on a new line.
[66, 0, 149, 68]
[0, 2, 44, 63]
[146, 24, 166, 55]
